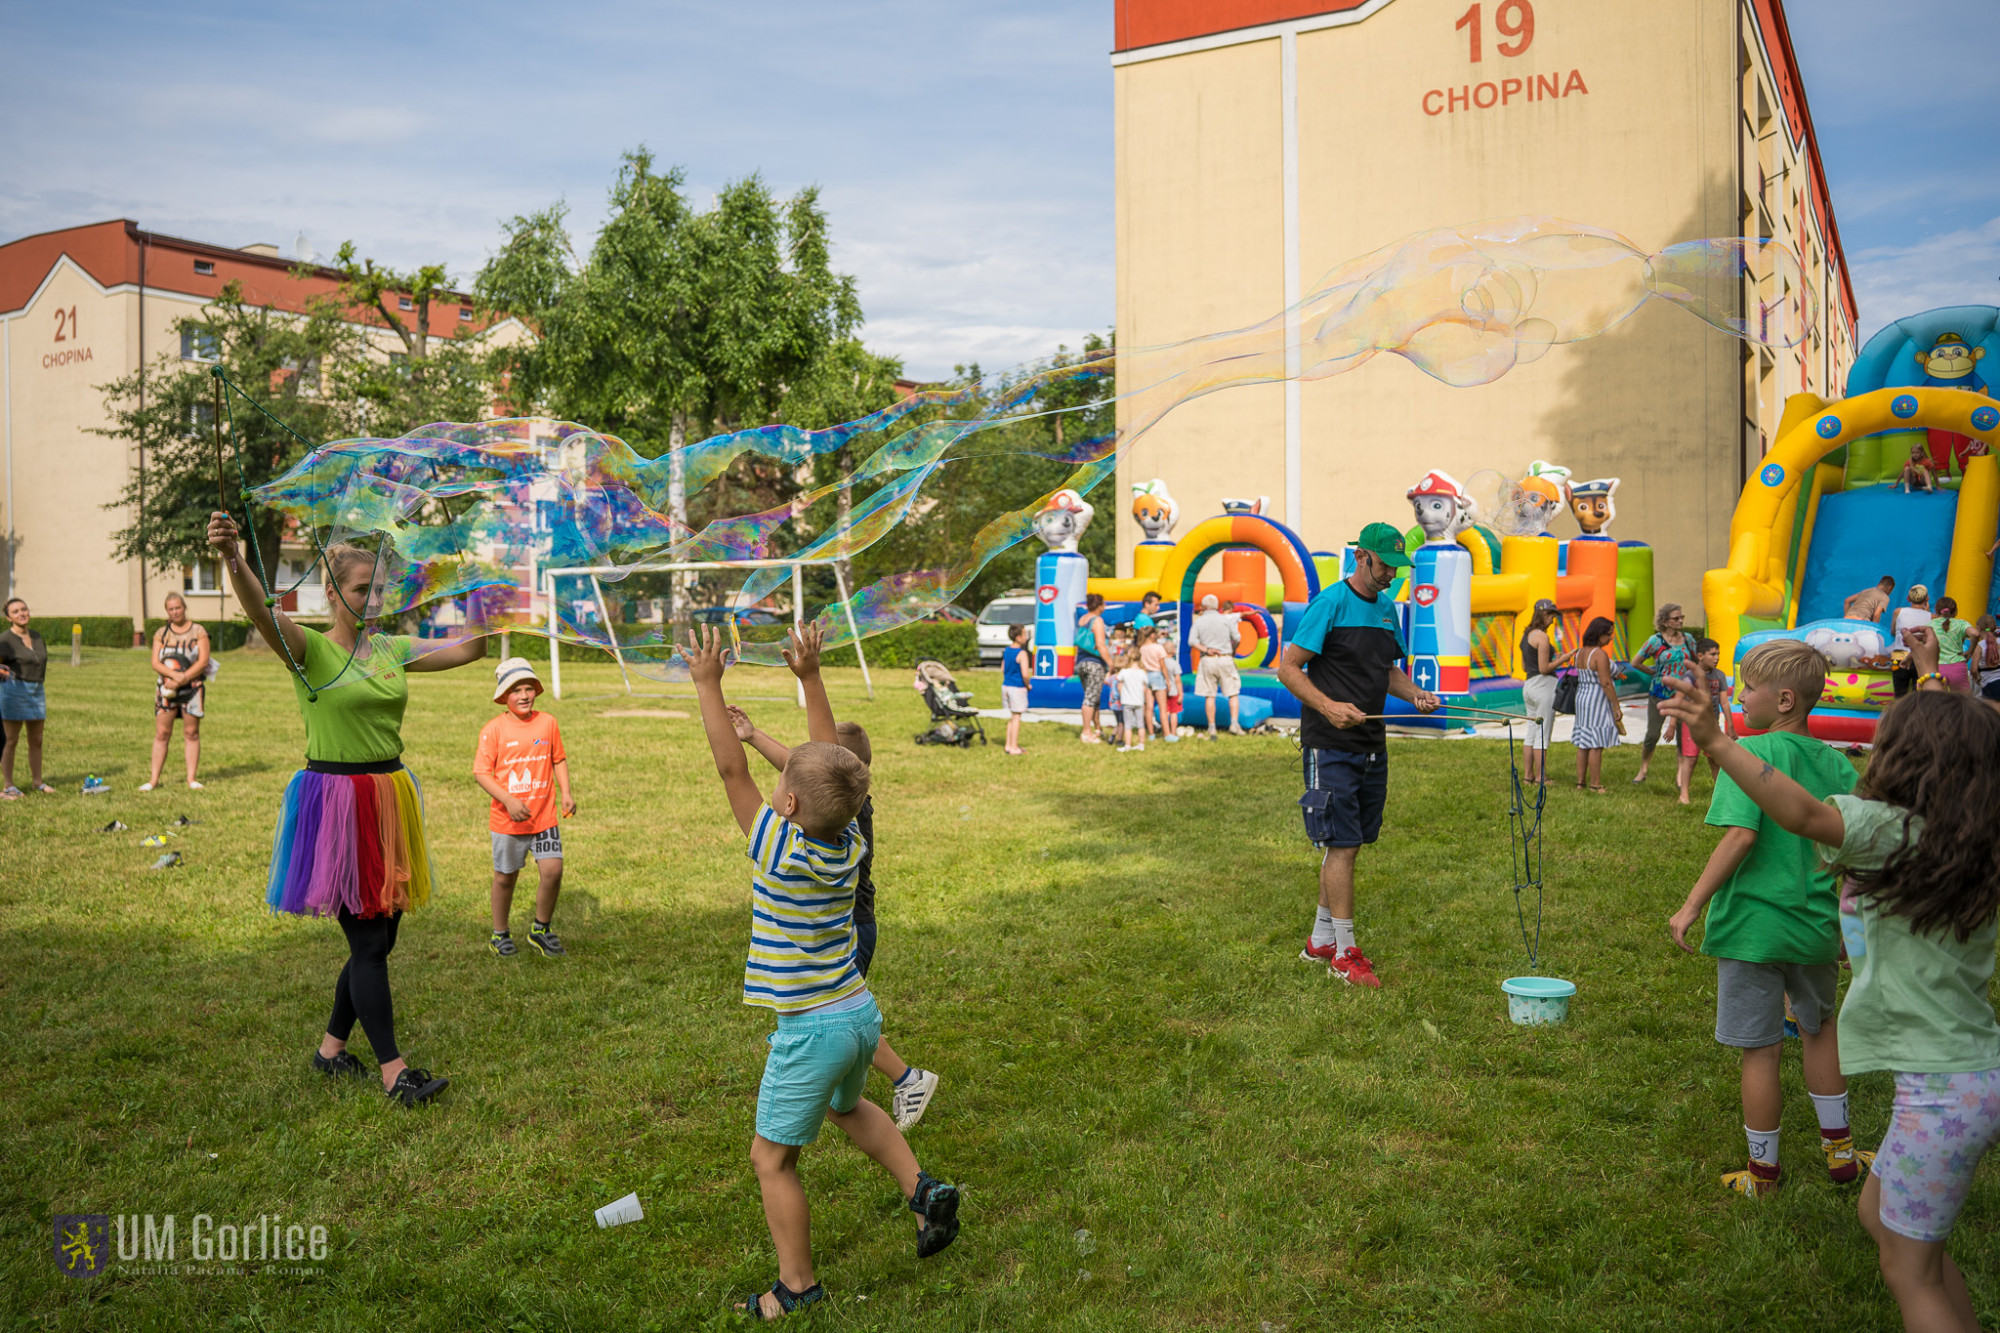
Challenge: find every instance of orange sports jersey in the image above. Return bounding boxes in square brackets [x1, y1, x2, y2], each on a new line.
[474, 710, 567, 835]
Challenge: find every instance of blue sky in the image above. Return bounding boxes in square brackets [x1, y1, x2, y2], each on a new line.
[1, 1, 1991, 380]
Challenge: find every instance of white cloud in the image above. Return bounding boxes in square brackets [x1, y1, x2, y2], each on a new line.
[1850, 214, 2000, 343]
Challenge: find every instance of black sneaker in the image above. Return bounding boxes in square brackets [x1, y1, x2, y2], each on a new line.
[527, 923, 566, 957]
[386, 1067, 449, 1108]
[312, 1050, 366, 1078]
[488, 932, 517, 958]
[909, 1170, 961, 1258]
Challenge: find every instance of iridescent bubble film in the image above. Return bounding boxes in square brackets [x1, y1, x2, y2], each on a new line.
[247, 217, 1812, 684]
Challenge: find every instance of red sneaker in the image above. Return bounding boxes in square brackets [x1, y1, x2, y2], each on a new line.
[1328, 946, 1382, 988]
[1299, 940, 1341, 964]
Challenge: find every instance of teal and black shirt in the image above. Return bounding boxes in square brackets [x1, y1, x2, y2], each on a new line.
[1289, 580, 1406, 753]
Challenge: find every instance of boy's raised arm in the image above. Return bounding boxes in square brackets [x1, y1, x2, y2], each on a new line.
[1662, 675, 1846, 847]
[727, 705, 792, 773]
[782, 621, 839, 745]
[688, 626, 765, 835]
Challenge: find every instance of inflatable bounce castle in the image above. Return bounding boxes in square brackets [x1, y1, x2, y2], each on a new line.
[1029, 465, 1658, 729]
[1703, 306, 2000, 742]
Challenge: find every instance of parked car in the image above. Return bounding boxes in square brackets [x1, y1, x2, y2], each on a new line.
[928, 604, 976, 624]
[691, 606, 785, 626]
[976, 593, 1039, 665]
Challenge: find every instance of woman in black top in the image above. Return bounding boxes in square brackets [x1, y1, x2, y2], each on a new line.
[1517, 598, 1563, 785]
[144, 591, 212, 791]
[0, 596, 53, 797]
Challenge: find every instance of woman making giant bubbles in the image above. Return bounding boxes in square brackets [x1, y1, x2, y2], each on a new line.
[208, 510, 487, 1107]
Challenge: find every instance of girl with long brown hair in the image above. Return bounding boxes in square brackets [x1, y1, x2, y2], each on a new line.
[1665, 683, 2000, 1333]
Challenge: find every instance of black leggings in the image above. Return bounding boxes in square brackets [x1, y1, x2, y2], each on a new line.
[328, 909, 402, 1063]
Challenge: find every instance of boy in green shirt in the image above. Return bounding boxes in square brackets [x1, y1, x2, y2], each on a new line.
[1668, 639, 1867, 1196]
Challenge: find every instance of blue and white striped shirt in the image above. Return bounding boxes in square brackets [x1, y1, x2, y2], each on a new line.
[743, 804, 868, 1013]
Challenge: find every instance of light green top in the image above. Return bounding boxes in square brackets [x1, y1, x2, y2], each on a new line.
[290, 626, 415, 763]
[1821, 794, 2000, 1075]
[1931, 616, 1973, 664]
[1702, 731, 1856, 964]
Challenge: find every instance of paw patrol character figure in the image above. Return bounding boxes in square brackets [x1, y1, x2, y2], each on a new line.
[1033, 489, 1095, 554]
[1506, 460, 1571, 537]
[1219, 495, 1267, 517]
[1131, 479, 1179, 542]
[1407, 470, 1470, 544]
[1568, 477, 1619, 538]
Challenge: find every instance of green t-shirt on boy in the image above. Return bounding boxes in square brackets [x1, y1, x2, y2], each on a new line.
[289, 626, 415, 763]
[1702, 730, 1857, 964]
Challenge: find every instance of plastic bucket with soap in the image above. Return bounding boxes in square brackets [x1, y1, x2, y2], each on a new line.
[1501, 976, 1576, 1026]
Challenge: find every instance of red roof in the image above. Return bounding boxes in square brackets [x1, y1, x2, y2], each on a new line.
[1114, 0, 1377, 52]
[0, 219, 494, 331]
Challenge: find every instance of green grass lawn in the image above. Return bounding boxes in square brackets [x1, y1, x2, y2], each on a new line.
[3, 648, 1992, 1331]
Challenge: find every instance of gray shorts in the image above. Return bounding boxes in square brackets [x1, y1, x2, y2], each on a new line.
[1715, 958, 1839, 1048]
[493, 825, 563, 874]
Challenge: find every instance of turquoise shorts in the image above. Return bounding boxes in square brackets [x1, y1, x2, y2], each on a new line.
[755, 993, 882, 1146]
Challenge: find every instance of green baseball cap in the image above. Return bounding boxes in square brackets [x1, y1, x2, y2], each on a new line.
[1356, 521, 1412, 568]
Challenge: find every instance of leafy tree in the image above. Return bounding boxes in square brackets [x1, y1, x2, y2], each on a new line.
[97, 285, 356, 587]
[316, 244, 490, 432]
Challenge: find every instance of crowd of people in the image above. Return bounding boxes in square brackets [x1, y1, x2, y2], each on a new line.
[10, 509, 1997, 1327]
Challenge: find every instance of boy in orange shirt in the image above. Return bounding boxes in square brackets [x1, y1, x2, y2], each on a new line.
[475, 657, 576, 958]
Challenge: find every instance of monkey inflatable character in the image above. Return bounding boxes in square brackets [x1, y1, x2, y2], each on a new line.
[1916, 333, 1991, 469]
[1130, 479, 1179, 542]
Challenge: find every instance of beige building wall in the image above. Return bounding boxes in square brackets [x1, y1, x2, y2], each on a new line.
[2, 229, 526, 627]
[1112, 0, 1855, 614]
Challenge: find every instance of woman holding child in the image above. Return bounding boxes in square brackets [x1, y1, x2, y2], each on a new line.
[208, 511, 487, 1108]
[1073, 593, 1112, 744]
[1629, 603, 1689, 785]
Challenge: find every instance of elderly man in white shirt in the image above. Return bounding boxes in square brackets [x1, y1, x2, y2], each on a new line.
[1188, 594, 1244, 738]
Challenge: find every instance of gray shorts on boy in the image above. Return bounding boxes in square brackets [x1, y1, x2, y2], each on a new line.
[493, 825, 563, 874]
[1714, 958, 1839, 1048]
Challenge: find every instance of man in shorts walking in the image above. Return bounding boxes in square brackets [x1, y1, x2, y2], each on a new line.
[1189, 594, 1243, 738]
[1277, 523, 1439, 987]
[475, 658, 577, 957]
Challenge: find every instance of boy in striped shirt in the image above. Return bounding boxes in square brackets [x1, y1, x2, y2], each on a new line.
[688, 623, 961, 1321]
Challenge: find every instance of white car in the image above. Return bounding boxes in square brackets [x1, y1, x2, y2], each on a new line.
[976, 594, 1039, 666]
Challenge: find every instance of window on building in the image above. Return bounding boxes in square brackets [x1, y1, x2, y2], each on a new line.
[389, 352, 409, 368]
[194, 259, 215, 276]
[189, 401, 215, 432]
[181, 326, 220, 362]
[184, 560, 220, 593]
[398, 296, 414, 312]
[458, 306, 473, 322]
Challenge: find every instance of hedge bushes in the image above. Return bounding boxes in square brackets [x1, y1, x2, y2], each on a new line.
[28, 617, 135, 648]
[143, 619, 252, 652]
[824, 622, 977, 671]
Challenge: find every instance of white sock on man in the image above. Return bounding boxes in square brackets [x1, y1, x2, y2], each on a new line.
[1310, 907, 1337, 949]
[1809, 1091, 1851, 1135]
[1745, 1125, 1780, 1169]
[1331, 917, 1356, 954]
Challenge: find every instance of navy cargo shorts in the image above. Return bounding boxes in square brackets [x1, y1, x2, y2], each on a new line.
[1299, 747, 1388, 848]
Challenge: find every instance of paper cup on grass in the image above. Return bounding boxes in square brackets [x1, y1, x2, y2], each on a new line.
[1501, 976, 1576, 1026]
[594, 1192, 644, 1228]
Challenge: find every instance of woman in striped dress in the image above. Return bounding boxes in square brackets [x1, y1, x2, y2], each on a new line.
[1570, 615, 1625, 792]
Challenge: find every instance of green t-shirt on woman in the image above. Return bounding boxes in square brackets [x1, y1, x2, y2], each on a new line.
[290, 626, 415, 764]
[1820, 794, 2000, 1075]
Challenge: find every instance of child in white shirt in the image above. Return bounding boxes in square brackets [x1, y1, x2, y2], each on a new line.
[1115, 653, 1150, 753]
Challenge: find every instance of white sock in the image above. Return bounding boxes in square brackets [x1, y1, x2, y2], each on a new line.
[1311, 907, 1337, 948]
[1745, 1125, 1780, 1169]
[1331, 917, 1356, 953]
[1809, 1091, 1850, 1135]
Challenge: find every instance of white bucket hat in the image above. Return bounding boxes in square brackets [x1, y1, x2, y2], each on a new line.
[493, 657, 544, 703]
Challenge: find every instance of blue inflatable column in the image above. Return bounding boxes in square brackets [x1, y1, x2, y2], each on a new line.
[1031, 552, 1089, 705]
[1408, 543, 1472, 699]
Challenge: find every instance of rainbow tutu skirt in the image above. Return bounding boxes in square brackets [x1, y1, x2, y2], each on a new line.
[266, 759, 435, 918]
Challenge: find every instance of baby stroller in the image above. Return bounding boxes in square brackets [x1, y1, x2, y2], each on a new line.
[913, 659, 987, 747]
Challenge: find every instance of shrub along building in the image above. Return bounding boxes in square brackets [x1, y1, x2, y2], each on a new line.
[0, 220, 525, 635]
[1111, 0, 1855, 612]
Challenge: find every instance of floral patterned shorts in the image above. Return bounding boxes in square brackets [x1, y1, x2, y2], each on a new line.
[1875, 1068, 2000, 1242]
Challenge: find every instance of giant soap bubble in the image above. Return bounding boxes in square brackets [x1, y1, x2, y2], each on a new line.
[246, 217, 1812, 685]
